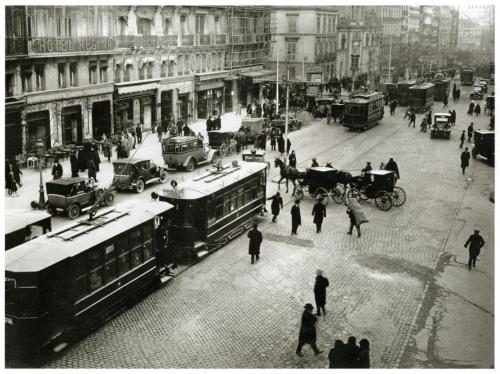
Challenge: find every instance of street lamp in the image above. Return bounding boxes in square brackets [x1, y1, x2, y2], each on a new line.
[36, 140, 46, 208]
[282, 72, 290, 163]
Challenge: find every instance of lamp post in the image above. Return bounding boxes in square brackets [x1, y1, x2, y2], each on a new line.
[283, 71, 290, 163]
[36, 140, 46, 208]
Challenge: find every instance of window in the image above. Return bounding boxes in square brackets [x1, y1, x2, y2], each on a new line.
[323, 15, 327, 34]
[161, 61, 167, 77]
[317, 15, 321, 33]
[202, 54, 206, 73]
[180, 15, 187, 35]
[168, 61, 175, 77]
[56, 17, 62, 37]
[163, 18, 171, 34]
[146, 62, 153, 79]
[214, 17, 220, 34]
[196, 54, 201, 73]
[73, 255, 88, 299]
[184, 55, 190, 75]
[70, 62, 78, 86]
[215, 196, 223, 219]
[88, 248, 103, 291]
[341, 34, 347, 49]
[116, 235, 130, 275]
[89, 61, 97, 84]
[351, 55, 359, 70]
[65, 17, 72, 37]
[143, 223, 154, 261]
[104, 244, 117, 283]
[58, 63, 66, 88]
[287, 41, 297, 61]
[287, 15, 297, 33]
[130, 229, 142, 267]
[6, 74, 14, 97]
[196, 14, 205, 35]
[138, 18, 152, 36]
[289, 66, 296, 80]
[27, 15, 33, 37]
[99, 61, 108, 83]
[124, 64, 133, 82]
[35, 65, 45, 91]
[177, 55, 184, 75]
[114, 64, 121, 83]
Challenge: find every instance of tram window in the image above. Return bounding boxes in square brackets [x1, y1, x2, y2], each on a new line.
[143, 223, 153, 260]
[73, 254, 89, 299]
[104, 244, 117, 283]
[215, 197, 223, 219]
[207, 197, 215, 222]
[130, 229, 143, 268]
[181, 144, 188, 152]
[223, 192, 231, 215]
[116, 235, 130, 275]
[237, 187, 244, 207]
[88, 248, 103, 291]
[230, 190, 237, 211]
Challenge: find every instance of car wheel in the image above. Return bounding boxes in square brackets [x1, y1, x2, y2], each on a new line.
[68, 204, 81, 220]
[104, 192, 115, 206]
[95, 188, 104, 200]
[135, 179, 145, 193]
[186, 158, 195, 172]
[159, 171, 168, 184]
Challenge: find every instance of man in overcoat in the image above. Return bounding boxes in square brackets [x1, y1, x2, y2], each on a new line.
[312, 197, 326, 233]
[460, 147, 471, 175]
[291, 199, 302, 235]
[464, 229, 485, 269]
[247, 223, 263, 264]
[288, 150, 297, 168]
[296, 303, 322, 356]
[267, 192, 283, 222]
[277, 134, 285, 155]
[313, 270, 329, 316]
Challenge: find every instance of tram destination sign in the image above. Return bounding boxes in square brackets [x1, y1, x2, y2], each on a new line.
[31, 37, 116, 54]
[163, 188, 185, 199]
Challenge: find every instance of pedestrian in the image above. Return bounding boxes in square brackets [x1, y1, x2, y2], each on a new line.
[311, 158, 319, 167]
[183, 123, 191, 136]
[464, 229, 485, 270]
[420, 117, 427, 132]
[87, 158, 97, 182]
[467, 122, 474, 142]
[460, 147, 470, 175]
[214, 114, 222, 130]
[408, 112, 416, 127]
[206, 116, 213, 132]
[288, 150, 297, 168]
[385, 157, 400, 182]
[286, 138, 291, 154]
[235, 136, 241, 154]
[443, 95, 448, 107]
[9, 166, 18, 197]
[459, 130, 466, 148]
[379, 161, 385, 169]
[177, 119, 183, 135]
[136, 123, 143, 144]
[427, 110, 432, 128]
[70, 152, 79, 177]
[259, 132, 266, 150]
[5, 159, 12, 195]
[247, 223, 263, 264]
[474, 103, 481, 116]
[103, 140, 111, 163]
[291, 199, 301, 235]
[357, 339, 370, 368]
[296, 303, 322, 356]
[277, 134, 285, 155]
[361, 161, 372, 183]
[313, 269, 329, 316]
[312, 196, 326, 233]
[345, 336, 361, 368]
[267, 192, 283, 222]
[246, 103, 252, 116]
[347, 206, 361, 237]
[451, 109, 456, 126]
[329, 340, 347, 368]
[91, 146, 101, 172]
[11, 160, 22, 187]
[270, 131, 276, 151]
[467, 102, 474, 115]
[52, 159, 63, 180]
[157, 123, 163, 141]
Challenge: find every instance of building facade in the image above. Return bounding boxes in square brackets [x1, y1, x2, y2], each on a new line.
[5, 5, 271, 159]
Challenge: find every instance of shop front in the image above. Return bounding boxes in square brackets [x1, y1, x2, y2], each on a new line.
[62, 105, 83, 145]
[194, 71, 229, 120]
[5, 99, 25, 160]
[114, 82, 159, 133]
[26, 110, 51, 151]
[239, 69, 276, 105]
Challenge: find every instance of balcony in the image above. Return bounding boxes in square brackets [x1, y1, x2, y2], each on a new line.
[198, 34, 211, 46]
[116, 35, 178, 49]
[181, 35, 194, 46]
[6, 37, 28, 56]
[214, 34, 227, 45]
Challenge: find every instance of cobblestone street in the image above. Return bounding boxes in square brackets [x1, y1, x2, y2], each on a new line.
[38, 83, 494, 368]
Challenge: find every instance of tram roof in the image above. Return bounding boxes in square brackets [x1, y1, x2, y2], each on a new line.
[162, 161, 268, 200]
[164, 136, 199, 143]
[5, 200, 173, 273]
[409, 82, 435, 90]
[346, 91, 383, 103]
[5, 209, 51, 234]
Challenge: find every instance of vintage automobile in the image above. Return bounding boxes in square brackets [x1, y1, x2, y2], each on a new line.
[478, 79, 488, 93]
[162, 136, 220, 172]
[268, 112, 303, 134]
[240, 117, 265, 144]
[112, 158, 168, 193]
[470, 85, 484, 100]
[472, 130, 494, 166]
[46, 177, 115, 219]
[430, 113, 452, 139]
[241, 149, 270, 170]
[461, 69, 475, 86]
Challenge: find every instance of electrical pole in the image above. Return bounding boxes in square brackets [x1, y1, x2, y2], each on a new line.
[276, 45, 279, 115]
[284, 69, 290, 164]
[388, 37, 392, 83]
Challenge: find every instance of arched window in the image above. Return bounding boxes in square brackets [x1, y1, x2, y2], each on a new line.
[137, 18, 152, 36]
[119, 17, 127, 35]
[161, 61, 167, 77]
[168, 61, 175, 77]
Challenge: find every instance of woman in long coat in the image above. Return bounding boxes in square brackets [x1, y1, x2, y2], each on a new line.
[70, 153, 79, 177]
[296, 303, 321, 356]
[87, 158, 97, 182]
[313, 270, 329, 316]
[267, 192, 283, 222]
[474, 103, 481, 116]
[467, 102, 475, 115]
[312, 197, 326, 233]
[277, 134, 285, 155]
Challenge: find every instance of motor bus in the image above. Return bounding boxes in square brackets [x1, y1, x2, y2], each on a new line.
[342, 91, 384, 131]
[408, 83, 435, 112]
[158, 160, 267, 262]
[461, 69, 475, 86]
[5, 201, 174, 362]
[5, 209, 52, 251]
[432, 78, 451, 102]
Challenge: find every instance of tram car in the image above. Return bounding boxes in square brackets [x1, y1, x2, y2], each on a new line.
[397, 80, 421, 106]
[158, 161, 268, 262]
[432, 78, 451, 102]
[5, 209, 52, 251]
[408, 82, 435, 112]
[342, 91, 384, 131]
[5, 201, 174, 362]
[461, 69, 475, 86]
[382, 83, 398, 102]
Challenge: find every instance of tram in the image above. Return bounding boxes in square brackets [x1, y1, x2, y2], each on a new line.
[397, 80, 421, 106]
[432, 78, 451, 102]
[5, 201, 173, 361]
[408, 82, 435, 112]
[461, 69, 475, 86]
[158, 160, 268, 262]
[342, 91, 384, 131]
[5, 209, 52, 250]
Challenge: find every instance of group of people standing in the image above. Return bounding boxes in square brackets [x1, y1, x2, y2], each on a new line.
[5, 159, 22, 197]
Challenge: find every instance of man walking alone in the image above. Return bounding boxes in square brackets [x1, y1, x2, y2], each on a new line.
[247, 223, 263, 264]
[464, 229, 485, 270]
[314, 270, 329, 316]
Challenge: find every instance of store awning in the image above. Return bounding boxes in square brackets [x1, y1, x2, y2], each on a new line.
[195, 70, 230, 81]
[116, 82, 159, 95]
[196, 81, 225, 91]
[240, 69, 276, 83]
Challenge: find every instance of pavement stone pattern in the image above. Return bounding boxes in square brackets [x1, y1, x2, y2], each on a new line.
[9, 84, 493, 368]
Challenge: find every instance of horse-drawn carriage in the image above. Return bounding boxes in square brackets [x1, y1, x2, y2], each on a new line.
[240, 117, 265, 144]
[347, 170, 406, 211]
[207, 130, 238, 157]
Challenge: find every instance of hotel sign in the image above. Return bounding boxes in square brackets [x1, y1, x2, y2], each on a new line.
[31, 37, 116, 54]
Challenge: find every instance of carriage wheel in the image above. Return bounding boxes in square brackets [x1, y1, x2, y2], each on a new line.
[314, 187, 330, 207]
[219, 143, 227, 157]
[347, 188, 361, 202]
[374, 191, 393, 211]
[391, 186, 407, 207]
[332, 185, 346, 204]
[359, 188, 369, 201]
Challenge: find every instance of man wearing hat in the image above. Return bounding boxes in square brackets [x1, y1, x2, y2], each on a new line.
[247, 223, 263, 264]
[312, 196, 327, 233]
[267, 192, 284, 223]
[464, 230, 485, 269]
[311, 158, 319, 167]
[314, 270, 329, 316]
[291, 199, 302, 236]
[296, 303, 322, 356]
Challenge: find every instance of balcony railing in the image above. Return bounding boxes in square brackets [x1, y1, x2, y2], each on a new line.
[214, 34, 227, 45]
[181, 35, 194, 46]
[199, 34, 211, 46]
[116, 35, 178, 49]
[6, 37, 28, 55]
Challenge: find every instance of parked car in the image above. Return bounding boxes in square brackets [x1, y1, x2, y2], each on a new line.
[430, 113, 452, 139]
[470, 85, 484, 100]
[112, 158, 168, 193]
[46, 177, 114, 219]
[472, 130, 494, 166]
[162, 136, 220, 171]
[478, 79, 489, 93]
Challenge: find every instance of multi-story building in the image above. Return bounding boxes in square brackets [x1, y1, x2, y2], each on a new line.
[458, 17, 482, 51]
[5, 5, 271, 159]
[268, 7, 339, 81]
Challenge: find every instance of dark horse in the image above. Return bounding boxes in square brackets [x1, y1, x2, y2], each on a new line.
[274, 157, 302, 193]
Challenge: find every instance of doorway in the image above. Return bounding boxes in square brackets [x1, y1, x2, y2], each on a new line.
[62, 105, 83, 144]
[92, 101, 111, 139]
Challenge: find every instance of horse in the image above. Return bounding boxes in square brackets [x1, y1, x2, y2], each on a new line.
[274, 157, 302, 193]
